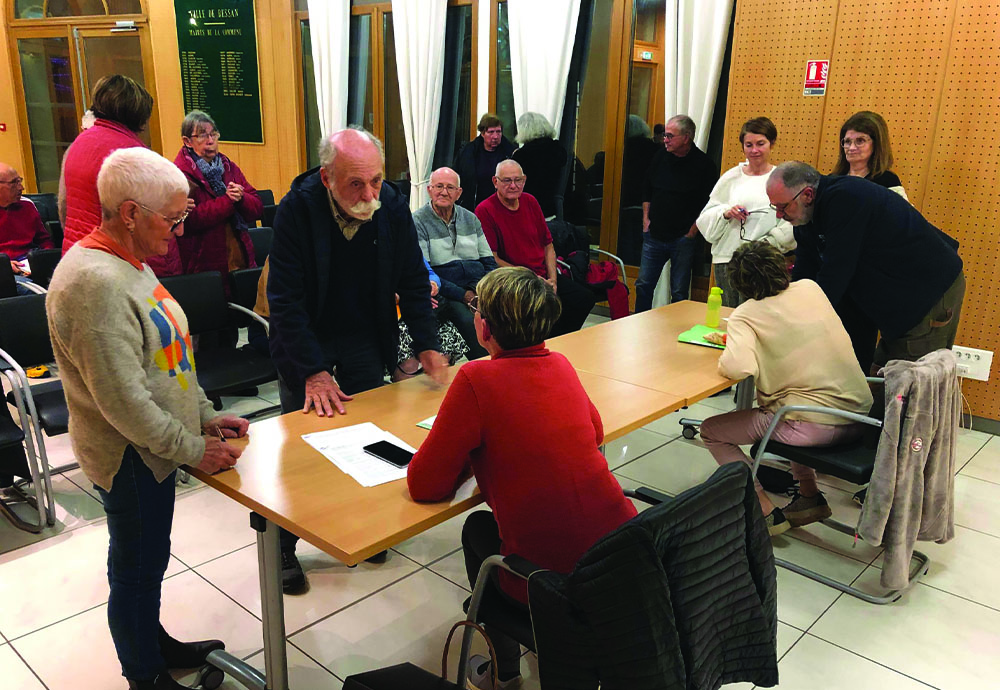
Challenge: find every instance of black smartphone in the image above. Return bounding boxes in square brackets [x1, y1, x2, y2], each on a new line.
[363, 440, 414, 468]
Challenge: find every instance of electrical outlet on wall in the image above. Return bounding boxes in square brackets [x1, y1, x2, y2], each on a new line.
[952, 346, 993, 381]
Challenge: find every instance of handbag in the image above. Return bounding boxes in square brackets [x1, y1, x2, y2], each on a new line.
[342, 620, 498, 690]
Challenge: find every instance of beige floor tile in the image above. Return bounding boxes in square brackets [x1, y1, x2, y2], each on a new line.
[777, 486, 884, 565]
[811, 567, 1000, 690]
[773, 633, 934, 689]
[604, 427, 671, 470]
[613, 473, 669, 511]
[615, 437, 720, 496]
[290, 569, 476, 680]
[14, 570, 262, 690]
[169, 486, 257, 567]
[954, 474, 1000, 539]
[0, 470, 107, 556]
[776, 621, 804, 658]
[872, 523, 1000, 611]
[195, 541, 421, 634]
[641, 400, 720, 439]
[771, 536, 868, 630]
[698, 390, 738, 413]
[255, 380, 282, 406]
[959, 435, 1000, 484]
[217, 394, 282, 419]
[427, 549, 471, 591]
[392, 507, 488, 565]
[183, 642, 344, 690]
[0, 522, 184, 641]
[955, 427, 993, 472]
[0, 644, 46, 690]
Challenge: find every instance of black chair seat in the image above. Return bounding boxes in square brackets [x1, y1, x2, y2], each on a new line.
[194, 346, 277, 398]
[0, 412, 24, 446]
[750, 437, 877, 486]
[463, 587, 537, 653]
[7, 381, 69, 435]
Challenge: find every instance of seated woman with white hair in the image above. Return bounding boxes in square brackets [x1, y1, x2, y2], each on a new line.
[511, 111, 567, 218]
[47, 147, 248, 690]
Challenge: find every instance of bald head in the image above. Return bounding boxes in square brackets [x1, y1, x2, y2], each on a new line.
[318, 128, 385, 222]
[495, 160, 523, 178]
[0, 163, 24, 207]
[428, 167, 462, 216]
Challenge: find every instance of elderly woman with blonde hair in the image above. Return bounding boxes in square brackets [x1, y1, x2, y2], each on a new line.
[47, 147, 247, 690]
[408, 267, 636, 689]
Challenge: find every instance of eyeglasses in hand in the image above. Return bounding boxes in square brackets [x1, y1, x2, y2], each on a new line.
[739, 209, 773, 240]
[466, 295, 480, 314]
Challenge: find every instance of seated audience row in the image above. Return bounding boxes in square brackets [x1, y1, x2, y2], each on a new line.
[0, 162, 52, 294]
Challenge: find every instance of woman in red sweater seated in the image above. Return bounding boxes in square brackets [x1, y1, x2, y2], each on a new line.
[407, 266, 636, 689]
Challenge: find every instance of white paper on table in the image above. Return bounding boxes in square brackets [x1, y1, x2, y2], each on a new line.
[301, 422, 418, 487]
[416, 415, 436, 430]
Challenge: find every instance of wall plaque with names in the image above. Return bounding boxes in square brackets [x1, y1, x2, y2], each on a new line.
[175, 0, 264, 144]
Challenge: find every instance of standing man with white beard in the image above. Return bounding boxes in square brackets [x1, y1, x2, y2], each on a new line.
[268, 127, 447, 593]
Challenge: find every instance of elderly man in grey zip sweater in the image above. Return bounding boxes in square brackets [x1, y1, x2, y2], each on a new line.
[413, 167, 497, 360]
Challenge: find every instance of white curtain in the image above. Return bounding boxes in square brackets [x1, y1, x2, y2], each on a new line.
[391, 0, 448, 210]
[507, 0, 581, 132]
[663, 0, 734, 149]
[307, 0, 351, 135]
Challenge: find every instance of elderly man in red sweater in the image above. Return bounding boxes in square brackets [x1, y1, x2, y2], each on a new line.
[0, 163, 53, 294]
[475, 160, 595, 336]
[408, 267, 635, 689]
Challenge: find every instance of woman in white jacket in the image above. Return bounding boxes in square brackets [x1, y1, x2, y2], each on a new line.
[696, 117, 795, 307]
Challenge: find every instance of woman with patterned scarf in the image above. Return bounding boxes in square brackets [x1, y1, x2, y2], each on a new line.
[173, 110, 262, 297]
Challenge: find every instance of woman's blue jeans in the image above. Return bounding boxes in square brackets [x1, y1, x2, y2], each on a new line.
[95, 446, 176, 681]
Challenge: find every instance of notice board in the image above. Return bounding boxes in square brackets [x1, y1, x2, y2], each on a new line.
[174, 0, 264, 144]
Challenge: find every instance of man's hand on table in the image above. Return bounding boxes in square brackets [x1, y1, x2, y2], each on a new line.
[303, 370, 354, 416]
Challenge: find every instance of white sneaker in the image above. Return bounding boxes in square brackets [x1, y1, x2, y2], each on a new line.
[466, 654, 522, 689]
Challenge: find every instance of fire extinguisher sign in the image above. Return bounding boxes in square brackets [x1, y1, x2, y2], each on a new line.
[804, 60, 829, 96]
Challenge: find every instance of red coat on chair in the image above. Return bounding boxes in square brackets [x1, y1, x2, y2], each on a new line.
[173, 147, 262, 292]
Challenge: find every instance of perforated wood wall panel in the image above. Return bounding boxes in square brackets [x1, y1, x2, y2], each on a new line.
[921, 0, 1000, 417]
[721, 0, 839, 172]
[816, 0, 956, 208]
[725, 0, 1000, 420]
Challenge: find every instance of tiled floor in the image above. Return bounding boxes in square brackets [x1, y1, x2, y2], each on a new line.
[2, 320, 999, 689]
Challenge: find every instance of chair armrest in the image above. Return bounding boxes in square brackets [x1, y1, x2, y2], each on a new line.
[590, 248, 627, 285]
[865, 376, 885, 384]
[556, 258, 570, 272]
[226, 302, 270, 334]
[502, 554, 546, 580]
[625, 487, 671, 505]
[21, 281, 47, 294]
[751, 404, 882, 474]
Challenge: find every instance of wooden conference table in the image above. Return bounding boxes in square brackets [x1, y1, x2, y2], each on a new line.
[188, 300, 734, 690]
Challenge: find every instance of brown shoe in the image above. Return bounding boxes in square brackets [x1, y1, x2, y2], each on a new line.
[783, 492, 833, 528]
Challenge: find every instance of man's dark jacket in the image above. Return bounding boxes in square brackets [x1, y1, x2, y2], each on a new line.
[527, 462, 779, 689]
[454, 134, 516, 212]
[792, 175, 962, 339]
[267, 169, 438, 392]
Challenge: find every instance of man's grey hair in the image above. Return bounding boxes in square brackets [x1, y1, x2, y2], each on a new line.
[668, 114, 696, 139]
[181, 110, 217, 138]
[495, 160, 523, 177]
[773, 161, 821, 189]
[626, 114, 651, 139]
[515, 112, 556, 145]
[430, 167, 461, 187]
[318, 126, 385, 170]
[98, 148, 188, 219]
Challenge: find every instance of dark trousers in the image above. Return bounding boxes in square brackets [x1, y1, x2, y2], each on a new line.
[279, 334, 385, 553]
[95, 446, 176, 681]
[874, 271, 966, 368]
[462, 511, 526, 679]
[437, 296, 488, 360]
[634, 234, 696, 312]
[551, 273, 597, 337]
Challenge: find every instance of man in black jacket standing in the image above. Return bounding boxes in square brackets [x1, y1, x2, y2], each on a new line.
[636, 114, 718, 311]
[767, 161, 965, 369]
[268, 127, 446, 592]
[454, 113, 516, 212]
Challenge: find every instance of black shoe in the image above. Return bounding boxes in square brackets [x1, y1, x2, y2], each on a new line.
[127, 672, 192, 689]
[281, 550, 308, 594]
[158, 625, 225, 669]
[853, 487, 867, 506]
[364, 550, 388, 564]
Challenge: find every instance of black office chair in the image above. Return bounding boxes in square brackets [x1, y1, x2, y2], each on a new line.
[159, 272, 277, 411]
[23, 193, 59, 224]
[247, 226, 272, 266]
[0, 255, 16, 298]
[0, 294, 62, 529]
[456, 463, 778, 689]
[46, 220, 63, 249]
[748, 375, 933, 604]
[548, 219, 628, 308]
[256, 189, 275, 207]
[26, 248, 61, 288]
[0, 398, 46, 533]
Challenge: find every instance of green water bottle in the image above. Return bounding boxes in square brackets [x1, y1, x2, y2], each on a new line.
[706, 286, 723, 328]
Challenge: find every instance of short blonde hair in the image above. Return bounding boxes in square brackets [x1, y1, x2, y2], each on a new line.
[477, 267, 561, 350]
[98, 148, 189, 219]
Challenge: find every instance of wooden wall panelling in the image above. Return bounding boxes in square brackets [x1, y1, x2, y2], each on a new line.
[920, 0, 1000, 417]
[0, 17, 28, 175]
[721, 0, 840, 173]
[816, 0, 956, 209]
